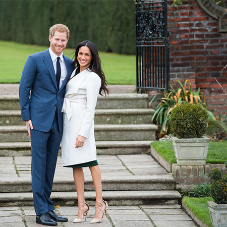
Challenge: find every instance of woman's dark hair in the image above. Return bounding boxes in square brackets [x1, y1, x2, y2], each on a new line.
[73, 40, 108, 96]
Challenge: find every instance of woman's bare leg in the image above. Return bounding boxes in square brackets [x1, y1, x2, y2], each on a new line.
[89, 165, 106, 219]
[73, 168, 88, 219]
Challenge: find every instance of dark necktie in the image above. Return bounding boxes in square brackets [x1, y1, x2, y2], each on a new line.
[56, 57, 61, 89]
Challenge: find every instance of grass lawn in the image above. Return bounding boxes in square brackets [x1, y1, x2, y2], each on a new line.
[151, 141, 177, 164]
[0, 40, 136, 85]
[151, 140, 227, 164]
[182, 196, 214, 227]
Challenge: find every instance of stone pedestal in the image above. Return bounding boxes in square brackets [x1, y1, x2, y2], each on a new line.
[208, 201, 227, 227]
[172, 137, 210, 165]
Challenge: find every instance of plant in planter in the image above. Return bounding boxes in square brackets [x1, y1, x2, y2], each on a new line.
[207, 168, 227, 227]
[169, 102, 210, 165]
[150, 79, 215, 135]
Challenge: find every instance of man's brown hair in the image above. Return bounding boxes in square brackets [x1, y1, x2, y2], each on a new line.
[49, 24, 70, 39]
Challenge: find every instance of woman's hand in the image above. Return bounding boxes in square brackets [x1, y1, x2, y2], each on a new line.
[75, 135, 85, 148]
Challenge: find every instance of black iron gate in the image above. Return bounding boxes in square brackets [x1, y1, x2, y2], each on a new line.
[135, 0, 169, 93]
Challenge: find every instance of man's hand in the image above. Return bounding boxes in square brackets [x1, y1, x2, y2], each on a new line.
[75, 135, 85, 148]
[25, 120, 33, 137]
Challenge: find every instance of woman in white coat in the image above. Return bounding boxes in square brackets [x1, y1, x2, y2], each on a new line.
[61, 40, 108, 224]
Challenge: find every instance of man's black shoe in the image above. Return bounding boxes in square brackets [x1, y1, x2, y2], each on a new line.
[47, 210, 68, 222]
[36, 213, 57, 226]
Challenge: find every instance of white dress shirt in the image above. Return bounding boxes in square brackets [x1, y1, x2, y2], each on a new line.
[49, 48, 67, 89]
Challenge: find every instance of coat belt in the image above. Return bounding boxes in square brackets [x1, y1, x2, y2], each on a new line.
[62, 98, 86, 120]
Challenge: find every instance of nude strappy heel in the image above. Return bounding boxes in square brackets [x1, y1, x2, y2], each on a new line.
[90, 200, 108, 224]
[73, 202, 90, 223]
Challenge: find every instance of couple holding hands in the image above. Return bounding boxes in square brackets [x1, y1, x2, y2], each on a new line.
[19, 24, 108, 226]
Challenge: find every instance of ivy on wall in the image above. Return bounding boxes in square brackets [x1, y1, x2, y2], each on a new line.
[0, 0, 136, 54]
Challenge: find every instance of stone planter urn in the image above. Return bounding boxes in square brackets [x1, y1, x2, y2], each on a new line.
[172, 137, 210, 165]
[207, 201, 227, 227]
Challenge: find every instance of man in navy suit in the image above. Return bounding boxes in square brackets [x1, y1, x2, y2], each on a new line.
[19, 24, 75, 226]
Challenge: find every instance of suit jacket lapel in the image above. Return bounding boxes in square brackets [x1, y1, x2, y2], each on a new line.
[43, 49, 58, 90]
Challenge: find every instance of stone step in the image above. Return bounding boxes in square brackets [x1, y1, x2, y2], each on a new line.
[0, 110, 22, 126]
[0, 94, 149, 110]
[97, 94, 149, 109]
[0, 191, 181, 206]
[0, 124, 158, 142]
[0, 175, 176, 193]
[0, 109, 154, 126]
[0, 141, 152, 156]
[0, 95, 20, 110]
[96, 141, 152, 155]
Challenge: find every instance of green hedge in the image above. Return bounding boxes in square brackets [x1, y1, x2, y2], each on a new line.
[0, 0, 135, 54]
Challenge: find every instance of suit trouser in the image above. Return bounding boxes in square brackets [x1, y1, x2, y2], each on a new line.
[30, 114, 62, 215]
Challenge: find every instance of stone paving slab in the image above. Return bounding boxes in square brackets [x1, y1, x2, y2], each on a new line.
[149, 214, 192, 221]
[0, 205, 197, 227]
[1, 155, 172, 182]
[0, 210, 21, 217]
[0, 157, 13, 162]
[0, 222, 25, 227]
[0, 215, 23, 223]
[144, 208, 185, 215]
[113, 220, 154, 227]
[153, 220, 197, 227]
[0, 207, 25, 226]
[110, 214, 148, 221]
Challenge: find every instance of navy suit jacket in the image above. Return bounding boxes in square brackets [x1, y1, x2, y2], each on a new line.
[19, 49, 75, 132]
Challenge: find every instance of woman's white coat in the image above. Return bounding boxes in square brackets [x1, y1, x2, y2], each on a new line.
[61, 68, 101, 166]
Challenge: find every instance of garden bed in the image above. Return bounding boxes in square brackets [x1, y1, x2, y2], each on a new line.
[151, 140, 227, 165]
[182, 196, 214, 227]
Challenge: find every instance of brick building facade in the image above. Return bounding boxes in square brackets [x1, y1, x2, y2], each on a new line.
[151, 0, 227, 116]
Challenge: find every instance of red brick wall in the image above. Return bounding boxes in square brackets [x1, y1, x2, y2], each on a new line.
[172, 163, 227, 191]
[167, 0, 227, 116]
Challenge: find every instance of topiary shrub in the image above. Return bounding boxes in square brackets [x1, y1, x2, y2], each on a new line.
[209, 168, 222, 181]
[209, 168, 227, 204]
[150, 79, 215, 135]
[170, 103, 208, 139]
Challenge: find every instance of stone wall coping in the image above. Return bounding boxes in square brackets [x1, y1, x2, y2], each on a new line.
[150, 145, 172, 172]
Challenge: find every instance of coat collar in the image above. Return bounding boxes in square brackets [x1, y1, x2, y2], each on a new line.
[66, 68, 91, 95]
